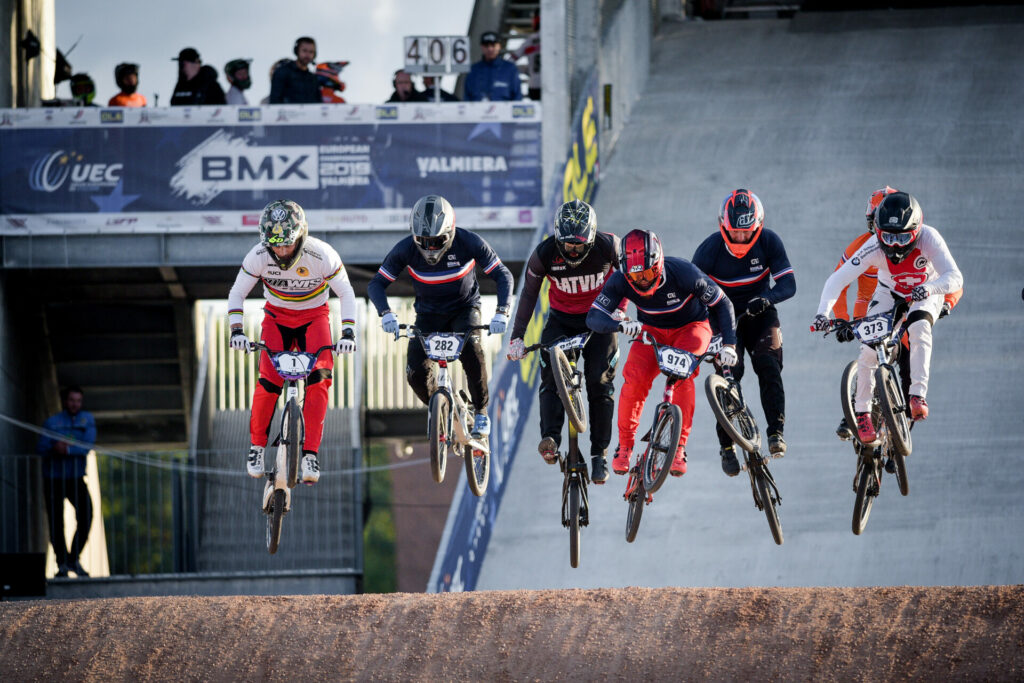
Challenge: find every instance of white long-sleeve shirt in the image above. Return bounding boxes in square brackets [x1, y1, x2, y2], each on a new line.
[227, 235, 357, 330]
[817, 224, 963, 316]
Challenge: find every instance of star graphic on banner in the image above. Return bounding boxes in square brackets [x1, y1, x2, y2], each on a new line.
[90, 179, 141, 213]
[468, 122, 502, 141]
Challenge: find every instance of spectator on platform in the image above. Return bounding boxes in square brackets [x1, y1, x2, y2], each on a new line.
[270, 36, 320, 104]
[422, 75, 459, 102]
[261, 58, 292, 104]
[37, 386, 96, 579]
[69, 73, 97, 106]
[224, 58, 252, 105]
[511, 12, 541, 100]
[386, 69, 427, 103]
[465, 31, 522, 102]
[108, 63, 146, 107]
[170, 47, 226, 105]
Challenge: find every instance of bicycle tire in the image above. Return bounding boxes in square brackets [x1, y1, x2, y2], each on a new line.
[876, 365, 912, 459]
[428, 392, 450, 484]
[266, 488, 287, 554]
[283, 400, 301, 489]
[569, 479, 581, 568]
[705, 374, 760, 453]
[753, 464, 783, 545]
[892, 447, 910, 496]
[852, 461, 877, 536]
[551, 346, 587, 434]
[642, 404, 682, 494]
[464, 443, 490, 497]
[840, 360, 859, 440]
[625, 481, 644, 543]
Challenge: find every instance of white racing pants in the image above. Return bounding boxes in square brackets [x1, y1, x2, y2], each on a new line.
[854, 288, 943, 413]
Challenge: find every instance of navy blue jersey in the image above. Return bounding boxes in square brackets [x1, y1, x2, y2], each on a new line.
[368, 228, 514, 316]
[587, 256, 736, 345]
[691, 229, 795, 311]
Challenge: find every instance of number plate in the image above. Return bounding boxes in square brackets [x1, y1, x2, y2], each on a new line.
[706, 335, 724, 355]
[403, 36, 471, 74]
[855, 316, 891, 343]
[554, 334, 588, 353]
[272, 351, 315, 379]
[656, 346, 696, 377]
[425, 333, 462, 360]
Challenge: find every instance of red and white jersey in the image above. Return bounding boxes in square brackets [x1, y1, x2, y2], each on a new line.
[817, 224, 963, 316]
[227, 235, 357, 328]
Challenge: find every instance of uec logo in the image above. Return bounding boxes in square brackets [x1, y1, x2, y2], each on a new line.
[29, 150, 122, 192]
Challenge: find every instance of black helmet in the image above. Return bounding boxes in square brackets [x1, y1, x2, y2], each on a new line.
[554, 199, 597, 266]
[114, 63, 139, 92]
[874, 192, 923, 264]
[410, 195, 456, 265]
[224, 59, 252, 89]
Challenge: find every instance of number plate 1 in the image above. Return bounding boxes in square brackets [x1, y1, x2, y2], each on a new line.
[425, 333, 462, 360]
[855, 316, 891, 343]
[273, 352, 315, 380]
[656, 347, 696, 377]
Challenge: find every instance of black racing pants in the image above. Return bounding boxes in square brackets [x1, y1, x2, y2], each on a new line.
[716, 307, 785, 447]
[43, 476, 92, 566]
[407, 307, 489, 411]
[539, 310, 618, 456]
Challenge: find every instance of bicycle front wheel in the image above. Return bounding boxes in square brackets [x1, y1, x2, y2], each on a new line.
[705, 375, 760, 453]
[840, 361, 859, 440]
[266, 488, 287, 554]
[891, 447, 910, 497]
[568, 479, 581, 568]
[551, 346, 587, 434]
[753, 464, 783, 546]
[642, 404, 682, 494]
[852, 460, 877, 536]
[427, 392, 450, 484]
[283, 400, 302, 489]
[876, 364, 912, 459]
[464, 444, 490, 497]
[625, 480, 645, 543]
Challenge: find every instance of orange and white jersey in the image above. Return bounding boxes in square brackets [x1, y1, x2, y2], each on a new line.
[818, 224, 963, 316]
[832, 231, 878, 321]
[227, 235, 357, 328]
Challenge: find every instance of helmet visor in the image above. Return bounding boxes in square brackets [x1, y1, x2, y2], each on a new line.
[561, 241, 587, 257]
[415, 234, 449, 252]
[626, 266, 659, 291]
[878, 230, 915, 247]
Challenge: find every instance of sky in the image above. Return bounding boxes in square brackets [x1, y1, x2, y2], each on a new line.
[55, 0, 475, 106]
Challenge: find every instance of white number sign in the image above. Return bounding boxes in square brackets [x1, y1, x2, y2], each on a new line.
[425, 334, 462, 360]
[706, 335, 724, 355]
[855, 316, 891, 343]
[276, 352, 313, 374]
[657, 347, 695, 376]
[554, 335, 588, 353]
[404, 36, 471, 74]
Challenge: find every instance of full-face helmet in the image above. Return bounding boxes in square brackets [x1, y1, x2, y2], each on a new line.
[619, 229, 664, 296]
[410, 195, 456, 265]
[259, 199, 308, 270]
[554, 199, 597, 266]
[874, 192, 923, 264]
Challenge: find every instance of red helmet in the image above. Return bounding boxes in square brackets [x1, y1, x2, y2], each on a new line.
[865, 185, 899, 233]
[619, 229, 664, 296]
[719, 189, 764, 258]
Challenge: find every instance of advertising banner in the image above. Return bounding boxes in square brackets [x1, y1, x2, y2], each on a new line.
[430, 76, 600, 592]
[0, 102, 542, 234]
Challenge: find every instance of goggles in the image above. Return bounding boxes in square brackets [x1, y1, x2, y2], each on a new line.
[416, 234, 449, 251]
[878, 230, 915, 247]
[560, 241, 587, 257]
[627, 266, 659, 291]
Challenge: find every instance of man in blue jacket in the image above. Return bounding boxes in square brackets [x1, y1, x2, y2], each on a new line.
[465, 31, 522, 102]
[36, 385, 96, 578]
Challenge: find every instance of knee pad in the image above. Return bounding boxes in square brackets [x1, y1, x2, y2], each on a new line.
[258, 378, 283, 395]
[907, 310, 935, 327]
[306, 368, 333, 386]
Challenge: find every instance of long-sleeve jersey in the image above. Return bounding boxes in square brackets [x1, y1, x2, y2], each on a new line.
[510, 232, 620, 339]
[588, 256, 737, 346]
[368, 228, 514, 317]
[817, 224, 963, 316]
[831, 231, 878, 321]
[691, 229, 795, 313]
[36, 410, 96, 479]
[227, 235, 357, 330]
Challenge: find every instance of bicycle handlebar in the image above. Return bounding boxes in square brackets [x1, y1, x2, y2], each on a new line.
[248, 341, 336, 356]
[393, 323, 491, 341]
[630, 330, 720, 365]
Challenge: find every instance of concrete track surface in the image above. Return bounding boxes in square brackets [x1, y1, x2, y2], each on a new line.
[3, 586, 1023, 680]
[479, 7, 1024, 590]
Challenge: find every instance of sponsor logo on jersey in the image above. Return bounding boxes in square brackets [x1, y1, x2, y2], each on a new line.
[699, 282, 716, 304]
[553, 272, 605, 295]
[296, 266, 309, 276]
[914, 255, 928, 269]
[851, 257, 861, 266]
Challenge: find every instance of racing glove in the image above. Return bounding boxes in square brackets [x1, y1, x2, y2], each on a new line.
[335, 328, 356, 354]
[229, 329, 251, 352]
[939, 301, 952, 319]
[910, 284, 931, 302]
[489, 312, 508, 336]
[836, 326, 856, 343]
[618, 320, 643, 338]
[811, 314, 830, 332]
[719, 345, 738, 367]
[506, 338, 525, 361]
[745, 296, 771, 318]
[381, 312, 399, 335]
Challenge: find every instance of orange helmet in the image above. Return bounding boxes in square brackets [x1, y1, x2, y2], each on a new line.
[865, 185, 899, 233]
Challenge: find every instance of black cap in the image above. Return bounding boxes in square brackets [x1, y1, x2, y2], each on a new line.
[173, 47, 200, 62]
[480, 31, 499, 44]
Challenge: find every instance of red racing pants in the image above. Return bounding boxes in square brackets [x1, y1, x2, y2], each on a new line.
[617, 319, 712, 453]
[251, 303, 334, 454]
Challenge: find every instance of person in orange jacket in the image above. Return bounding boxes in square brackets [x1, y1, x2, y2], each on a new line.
[108, 63, 146, 107]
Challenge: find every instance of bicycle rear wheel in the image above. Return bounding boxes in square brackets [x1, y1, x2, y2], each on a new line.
[266, 488, 287, 554]
[464, 444, 490, 497]
[283, 400, 302, 489]
[427, 392, 450, 484]
[876, 365, 912, 459]
[568, 479, 581, 568]
[551, 346, 587, 434]
[840, 361, 859, 439]
[625, 478, 645, 543]
[852, 459, 877, 536]
[891, 447, 910, 496]
[705, 375, 760, 453]
[752, 464, 783, 545]
[642, 404, 682, 494]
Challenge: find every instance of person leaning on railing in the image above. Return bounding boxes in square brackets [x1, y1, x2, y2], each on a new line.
[36, 385, 96, 578]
